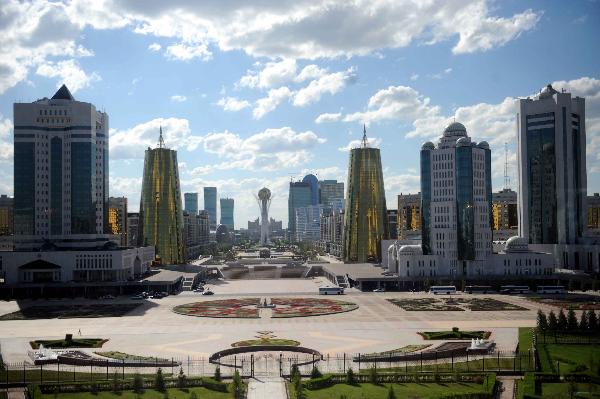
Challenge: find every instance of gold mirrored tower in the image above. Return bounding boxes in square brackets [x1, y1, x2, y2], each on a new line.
[138, 128, 185, 264]
[343, 126, 388, 262]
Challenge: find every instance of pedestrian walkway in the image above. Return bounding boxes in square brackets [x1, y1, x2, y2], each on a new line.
[496, 376, 519, 399]
[247, 374, 287, 399]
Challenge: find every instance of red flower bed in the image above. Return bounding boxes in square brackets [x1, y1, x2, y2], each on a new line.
[271, 297, 358, 318]
[173, 298, 260, 318]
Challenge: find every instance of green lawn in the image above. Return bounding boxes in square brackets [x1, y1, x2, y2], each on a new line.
[31, 338, 107, 349]
[289, 382, 491, 399]
[93, 351, 170, 362]
[538, 344, 600, 374]
[38, 387, 230, 399]
[518, 327, 534, 352]
[377, 355, 534, 373]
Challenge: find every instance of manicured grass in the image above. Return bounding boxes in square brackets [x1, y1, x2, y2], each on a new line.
[0, 304, 140, 320]
[539, 382, 600, 398]
[418, 330, 491, 340]
[231, 338, 300, 347]
[39, 387, 231, 399]
[30, 338, 107, 349]
[360, 344, 431, 357]
[289, 382, 491, 399]
[3, 370, 162, 384]
[387, 298, 463, 311]
[518, 327, 534, 351]
[538, 344, 600, 374]
[93, 351, 169, 362]
[378, 355, 535, 373]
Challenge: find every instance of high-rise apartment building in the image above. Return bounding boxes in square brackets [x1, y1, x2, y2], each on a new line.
[183, 210, 210, 259]
[288, 181, 312, 241]
[420, 122, 492, 275]
[127, 212, 139, 247]
[203, 187, 217, 231]
[138, 128, 185, 264]
[518, 84, 587, 244]
[319, 180, 344, 207]
[387, 209, 398, 239]
[397, 193, 421, 239]
[219, 197, 234, 231]
[13, 85, 109, 249]
[108, 197, 128, 246]
[0, 195, 13, 236]
[184, 192, 198, 215]
[343, 127, 388, 262]
[295, 205, 323, 242]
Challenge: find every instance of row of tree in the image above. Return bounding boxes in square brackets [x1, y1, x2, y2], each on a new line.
[537, 308, 599, 332]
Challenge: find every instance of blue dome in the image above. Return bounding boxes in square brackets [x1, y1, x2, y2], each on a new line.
[443, 122, 467, 137]
[421, 141, 435, 150]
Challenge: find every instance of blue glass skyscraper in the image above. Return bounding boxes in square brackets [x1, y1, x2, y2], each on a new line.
[204, 187, 217, 231]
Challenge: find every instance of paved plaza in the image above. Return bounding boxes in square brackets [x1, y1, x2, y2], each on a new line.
[0, 278, 562, 364]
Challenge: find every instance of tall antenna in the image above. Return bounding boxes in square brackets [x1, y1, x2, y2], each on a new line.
[158, 125, 165, 149]
[361, 124, 369, 148]
[504, 142, 510, 190]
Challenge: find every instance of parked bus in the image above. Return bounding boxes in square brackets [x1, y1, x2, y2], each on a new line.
[429, 286, 457, 295]
[464, 285, 492, 294]
[319, 286, 344, 295]
[537, 285, 566, 294]
[500, 285, 530, 294]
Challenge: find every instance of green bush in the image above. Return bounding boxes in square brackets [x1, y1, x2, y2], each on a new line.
[310, 366, 322, 379]
[345, 368, 356, 385]
[214, 366, 221, 382]
[303, 374, 334, 390]
[154, 368, 166, 392]
[199, 377, 228, 392]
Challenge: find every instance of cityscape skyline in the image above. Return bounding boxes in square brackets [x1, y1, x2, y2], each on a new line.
[0, 1, 599, 228]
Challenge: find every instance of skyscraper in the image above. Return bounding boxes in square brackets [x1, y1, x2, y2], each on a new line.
[295, 205, 323, 242]
[319, 180, 344, 207]
[138, 128, 185, 264]
[518, 84, 587, 245]
[220, 197, 234, 231]
[0, 195, 13, 236]
[288, 181, 312, 241]
[420, 122, 492, 274]
[184, 192, 198, 215]
[204, 187, 217, 231]
[343, 126, 388, 262]
[302, 174, 319, 206]
[13, 84, 109, 249]
[108, 197, 128, 246]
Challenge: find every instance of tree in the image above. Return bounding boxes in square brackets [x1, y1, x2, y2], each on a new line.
[580, 311, 589, 330]
[548, 311, 558, 331]
[189, 392, 198, 399]
[214, 366, 221, 382]
[345, 368, 356, 385]
[588, 310, 598, 331]
[112, 371, 121, 393]
[537, 310, 548, 331]
[567, 308, 578, 331]
[369, 366, 378, 385]
[133, 373, 144, 394]
[90, 382, 99, 395]
[232, 370, 245, 399]
[310, 366, 322, 379]
[177, 367, 187, 389]
[155, 368, 166, 392]
[558, 309, 568, 330]
[387, 386, 397, 399]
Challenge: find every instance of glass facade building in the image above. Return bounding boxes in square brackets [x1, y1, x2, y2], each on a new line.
[343, 130, 388, 262]
[184, 192, 198, 215]
[219, 198, 234, 231]
[138, 133, 185, 264]
[318, 180, 344, 207]
[204, 187, 217, 231]
[302, 174, 319, 206]
[288, 181, 312, 241]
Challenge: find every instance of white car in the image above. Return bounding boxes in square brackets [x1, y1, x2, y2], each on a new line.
[373, 288, 385, 293]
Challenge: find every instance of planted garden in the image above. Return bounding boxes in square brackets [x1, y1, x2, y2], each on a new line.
[172, 298, 260, 318]
[271, 297, 358, 318]
[0, 304, 140, 320]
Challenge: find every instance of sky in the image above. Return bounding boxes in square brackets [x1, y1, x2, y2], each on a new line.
[0, 0, 599, 229]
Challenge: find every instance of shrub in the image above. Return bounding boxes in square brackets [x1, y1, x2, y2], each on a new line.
[452, 326, 459, 333]
[177, 367, 187, 389]
[589, 310, 598, 331]
[548, 311, 558, 331]
[90, 382, 99, 395]
[537, 310, 548, 331]
[232, 370, 244, 399]
[214, 366, 221, 382]
[189, 392, 197, 399]
[567, 309, 578, 330]
[155, 368, 166, 392]
[200, 377, 228, 392]
[111, 371, 121, 393]
[558, 309, 567, 330]
[345, 368, 356, 385]
[303, 374, 334, 390]
[369, 366, 378, 385]
[310, 366, 322, 379]
[132, 373, 143, 394]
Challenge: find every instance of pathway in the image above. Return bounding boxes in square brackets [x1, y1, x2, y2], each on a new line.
[496, 376, 519, 399]
[247, 374, 287, 399]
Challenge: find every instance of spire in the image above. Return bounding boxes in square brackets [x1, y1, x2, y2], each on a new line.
[361, 124, 369, 148]
[51, 84, 74, 101]
[158, 125, 165, 149]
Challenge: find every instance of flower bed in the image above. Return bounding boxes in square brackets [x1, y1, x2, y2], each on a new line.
[231, 338, 300, 347]
[271, 297, 358, 318]
[172, 298, 260, 318]
[0, 304, 140, 320]
[450, 297, 528, 311]
[387, 298, 464, 311]
[527, 294, 600, 310]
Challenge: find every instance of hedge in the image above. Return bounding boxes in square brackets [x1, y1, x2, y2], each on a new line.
[303, 374, 334, 390]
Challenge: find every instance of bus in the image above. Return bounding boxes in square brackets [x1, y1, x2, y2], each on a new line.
[464, 285, 492, 294]
[500, 285, 530, 294]
[429, 286, 457, 295]
[537, 285, 566, 294]
[319, 286, 345, 295]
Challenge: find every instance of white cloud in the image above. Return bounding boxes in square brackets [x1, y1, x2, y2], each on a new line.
[217, 97, 251, 111]
[0, 115, 14, 163]
[295, 64, 327, 82]
[293, 67, 356, 107]
[410, 73, 419, 81]
[35, 59, 100, 92]
[170, 95, 187, 102]
[338, 137, 383, 152]
[164, 42, 212, 61]
[253, 86, 293, 119]
[238, 59, 297, 89]
[148, 42, 161, 51]
[315, 112, 342, 124]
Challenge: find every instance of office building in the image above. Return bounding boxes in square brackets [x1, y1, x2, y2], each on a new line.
[319, 180, 344, 207]
[492, 189, 518, 240]
[204, 187, 217, 231]
[13, 84, 110, 250]
[127, 212, 139, 247]
[184, 192, 198, 215]
[138, 128, 185, 264]
[288, 181, 312, 241]
[108, 197, 128, 246]
[319, 204, 345, 258]
[220, 197, 234, 231]
[343, 127, 388, 262]
[387, 209, 398, 240]
[397, 193, 421, 239]
[0, 195, 13, 236]
[183, 210, 210, 259]
[302, 174, 319, 206]
[295, 205, 323, 242]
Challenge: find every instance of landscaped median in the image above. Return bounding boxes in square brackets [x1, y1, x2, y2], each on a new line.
[30, 336, 108, 349]
[418, 328, 491, 340]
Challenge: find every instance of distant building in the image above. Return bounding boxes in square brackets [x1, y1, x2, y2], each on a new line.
[138, 128, 185, 264]
[108, 197, 128, 246]
[387, 209, 398, 239]
[295, 205, 323, 242]
[343, 127, 388, 262]
[127, 212, 139, 247]
[204, 187, 217, 231]
[319, 180, 344, 207]
[0, 195, 13, 236]
[216, 224, 231, 244]
[492, 189, 518, 241]
[288, 181, 312, 241]
[220, 198, 234, 231]
[183, 210, 210, 259]
[589, 193, 600, 231]
[184, 192, 198, 215]
[302, 174, 319, 206]
[397, 193, 421, 239]
[319, 204, 345, 257]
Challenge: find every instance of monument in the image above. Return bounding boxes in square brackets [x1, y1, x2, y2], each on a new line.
[256, 188, 272, 246]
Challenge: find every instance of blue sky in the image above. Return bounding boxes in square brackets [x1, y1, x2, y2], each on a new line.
[0, 0, 599, 228]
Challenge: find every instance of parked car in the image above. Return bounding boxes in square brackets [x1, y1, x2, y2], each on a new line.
[100, 294, 115, 299]
[202, 290, 214, 296]
[373, 288, 385, 293]
[194, 286, 205, 292]
[130, 294, 144, 300]
[151, 293, 164, 299]
[160, 291, 169, 297]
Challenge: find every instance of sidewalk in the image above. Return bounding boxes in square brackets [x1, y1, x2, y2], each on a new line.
[247, 374, 287, 399]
